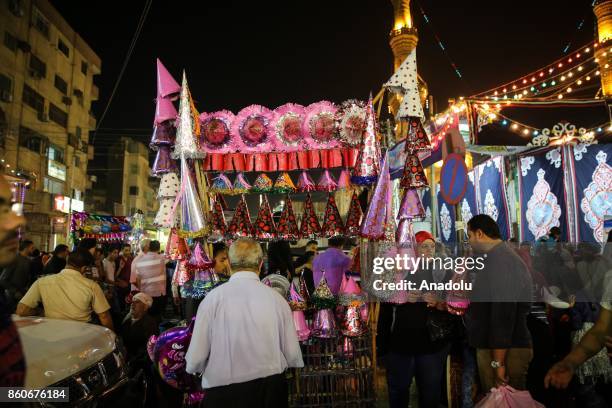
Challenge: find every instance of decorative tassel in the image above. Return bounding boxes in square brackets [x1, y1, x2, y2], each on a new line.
[297, 171, 316, 192]
[317, 169, 338, 192]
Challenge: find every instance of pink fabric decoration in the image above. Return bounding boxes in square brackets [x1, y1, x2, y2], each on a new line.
[272, 103, 305, 151]
[297, 171, 316, 192]
[317, 170, 337, 192]
[199, 110, 235, 152]
[156, 58, 180, 99]
[155, 96, 177, 126]
[397, 188, 425, 220]
[340, 276, 361, 296]
[336, 99, 366, 147]
[303, 101, 340, 148]
[231, 105, 274, 151]
[337, 169, 351, 190]
[360, 153, 394, 240]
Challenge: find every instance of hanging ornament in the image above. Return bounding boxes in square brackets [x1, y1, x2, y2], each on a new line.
[336, 99, 367, 147]
[316, 169, 338, 192]
[321, 193, 344, 238]
[400, 149, 429, 189]
[299, 275, 311, 305]
[154, 198, 177, 228]
[404, 117, 431, 152]
[152, 146, 177, 176]
[165, 228, 190, 260]
[232, 172, 252, 195]
[209, 173, 233, 194]
[396, 218, 417, 244]
[288, 282, 307, 311]
[340, 305, 367, 337]
[156, 58, 181, 99]
[251, 173, 274, 193]
[154, 94, 177, 127]
[384, 50, 425, 120]
[150, 121, 176, 149]
[273, 172, 297, 194]
[232, 105, 273, 148]
[338, 276, 366, 306]
[210, 196, 227, 240]
[344, 192, 363, 237]
[228, 195, 254, 238]
[361, 154, 395, 240]
[186, 242, 214, 274]
[199, 110, 234, 151]
[398, 188, 425, 220]
[351, 94, 381, 185]
[297, 171, 316, 192]
[277, 195, 300, 241]
[303, 101, 339, 146]
[179, 154, 207, 237]
[311, 275, 336, 310]
[253, 195, 277, 240]
[157, 172, 180, 199]
[336, 169, 352, 190]
[299, 193, 321, 239]
[272, 103, 305, 149]
[173, 72, 202, 158]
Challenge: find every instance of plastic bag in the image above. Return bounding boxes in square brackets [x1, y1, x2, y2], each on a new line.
[475, 386, 544, 408]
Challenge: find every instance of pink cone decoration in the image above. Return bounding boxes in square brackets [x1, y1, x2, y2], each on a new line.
[253, 195, 277, 240]
[186, 242, 213, 274]
[312, 309, 337, 338]
[351, 94, 381, 185]
[297, 171, 316, 192]
[396, 218, 417, 244]
[398, 188, 425, 220]
[156, 58, 180, 99]
[155, 97, 178, 126]
[288, 282, 306, 310]
[317, 170, 338, 192]
[293, 310, 311, 342]
[321, 193, 344, 238]
[337, 169, 352, 190]
[341, 306, 367, 337]
[360, 154, 394, 240]
[152, 145, 177, 176]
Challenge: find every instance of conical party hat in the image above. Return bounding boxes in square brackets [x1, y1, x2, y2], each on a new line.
[351, 94, 381, 185]
[383, 49, 417, 95]
[337, 169, 352, 190]
[158, 172, 180, 199]
[297, 171, 316, 192]
[150, 121, 175, 148]
[156, 58, 180, 99]
[321, 193, 344, 238]
[361, 153, 394, 240]
[228, 195, 254, 238]
[179, 155, 207, 236]
[186, 242, 214, 273]
[339, 276, 366, 306]
[400, 149, 428, 189]
[312, 275, 336, 309]
[232, 173, 251, 195]
[273, 172, 296, 194]
[251, 173, 273, 193]
[154, 197, 177, 228]
[210, 195, 227, 238]
[340, 306, 367, 337]
[154, 96, 177, 126]
[254, 195, 277, 240]
[165, 227, 190, 260]
[398, 188, 425, 220]
[152, 145, 177, 176]
[397, 93, 425, 121]
[344, 191, 363, 237]
[173, 72, 202, 158]
[277, 195, 300, 241]
[317, 170, 337, 192]
[299, 193, 321, 239]
[404, 117, 431, 152]
[288, 282, 306, 311]
[209, 173, 233, 194]
[312, 309, 337, 338]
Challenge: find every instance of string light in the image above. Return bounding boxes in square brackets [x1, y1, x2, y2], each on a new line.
[567, 87, 573, 93]
[522, 129, 530, 135]
[558, 94, 564, 99]
[511, 123, 518, 129]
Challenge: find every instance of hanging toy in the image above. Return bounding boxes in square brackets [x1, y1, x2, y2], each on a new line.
[277, 195, 300, 241]
[299, 193, 321, 239]
[232, 172, 252, 195]
[273, 172, 297, 194]
[316, 169, 338, 192]
[321, 193, 344, 238]
[297, 171, 316, 192]
[253, 195, 277, 240]
[251, 173, 273, 193]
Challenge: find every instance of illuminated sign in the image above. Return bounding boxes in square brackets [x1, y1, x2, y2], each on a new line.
[70, 199, 84, 212]
[48, 160, 66, 181]
[54, 195, 71, 213]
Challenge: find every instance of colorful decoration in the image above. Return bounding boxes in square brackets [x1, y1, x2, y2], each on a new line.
[150, 122, 176, 149]
[297, 171, 316, 192]
[273, 172, 297, 193]
[210, 195, 227, 240]
[156, 58, 180, 99]
[253, 195, 277, 240]
[154, 198, 178, 228]
[152, 146, 177, 176]
[341, 305, 367, 337]
[166, 228, 190, 260]
[173, 72, 202, 159]
[299, 193, 321, 238]
[251, 173, 273, 193]
[398, 188, 425, 220]
[344, 192, 363, 237]
[228, 195, 254, 238]
[526, 169, 562, 240]
[400, 149, 428, 189]
[277, 195, 300, 241]
[209, 173, 233, 194]
[157, 172, 180, 199]
[288, 282, 307, 311]
[337, 169, 352, 190]
[199, 110, 234, 151]
[385, 49, 424, 120]
[361, 154, 395, 241]
[272, 103, 305, 149]
[351, 95, 381, 185]
[580, 150, 611, 242]
[70, 212, 132, 243]
[311, 275, 336, 310]
[311, 275, 337, 338]
[404, 118, 431, 152]
[155, 93, 177, 127]
[317, 169, 338, 192]
[186, 242, 214, 275]
[179, 155, 207, 237]
[303, 101, 339, 145]
[338, 276, 366, 306]
[231, 105, 273, 149]
[336, 99, 366, 147]
[232, 172, 252, 194]
[321, 193, 344, 237]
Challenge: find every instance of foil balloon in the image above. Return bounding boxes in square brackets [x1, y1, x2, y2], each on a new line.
[303, 101, 339, 146]
[351, 94, 381, 185]
[336, 99, 366, 147]
[253, 195, 277, 240]
[400, 149, 428, 189]
[299, 193, 321, 239]
[344, 192, 363, 237]
[173, 72, 202, 159]
[152, 146, 177, 176]
[199, 110, 234, 151]
[156, 58, 180, 99]
[277, 195, 300, 241]
[179, 155, 207, 236]
[316, 170, 337, 192]
[312, 309, 337, 338]
[150, 121, 176, 149]
[228, 195, 254, 238]
[398, 188, 425, 220]
[232, 172, 251, 195]
[321, 193, 344, 238]
[297, 171, 316, 192]
[272, 103, 305, 149]
[232, 105, 273, 148]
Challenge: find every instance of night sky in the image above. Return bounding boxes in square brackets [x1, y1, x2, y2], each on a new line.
[50, 0, 597, 148]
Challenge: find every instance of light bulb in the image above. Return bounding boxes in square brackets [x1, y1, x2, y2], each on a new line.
[561, 76, 566, 81]
[511, 123, 518, 129]
[558, 94, 563, 99]
[523, 90, 528, 95]
[539, 72, 544, 77]
[558, 63, 563, 68]
[577, 80, 582, 85]
[522, 129, 530, 135]
[502, 120, 508, 125]
[503, 88, 507, 93]
[585, 47, 590, 52]
[596, 71, 601, 75]
[586, 76, 591, 81]
[512, 85, 517, 90]
[542, 82, 547, 87]
[531, 77, 536, 82]
[606, 64, 610, 69]
[551, 80, 556, 85]
[567, 87, 572, 93]
[549, 68, 554, 73]
[522, 79, 527, 84]
[568, 58, 573, 63]
[578, 66, 583, 71]
[533, 130, 539, 136]
[576, 53, 581, 58]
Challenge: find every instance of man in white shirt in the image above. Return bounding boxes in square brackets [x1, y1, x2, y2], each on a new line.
[132, 240, 166, 319]
[186, 238, 303, 407]
[102, 248, 119, 284]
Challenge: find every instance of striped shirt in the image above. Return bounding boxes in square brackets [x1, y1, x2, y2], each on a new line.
[132, 253, 166, 297]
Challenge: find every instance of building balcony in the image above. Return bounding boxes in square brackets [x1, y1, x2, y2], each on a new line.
[91, 85, 99, 101]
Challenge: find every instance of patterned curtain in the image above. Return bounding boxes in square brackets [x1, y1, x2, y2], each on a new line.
[474, 156, 512, 240]
[437, 184, 456, 243]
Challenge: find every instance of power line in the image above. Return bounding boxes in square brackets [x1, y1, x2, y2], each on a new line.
[92, 0, 153, 145]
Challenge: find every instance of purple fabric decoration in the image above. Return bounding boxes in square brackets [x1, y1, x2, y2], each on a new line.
[360, 154, 394, 241]
[150, 122, 176, 149]
[152, 146, 177, 176]
[397, 188, 425, 220]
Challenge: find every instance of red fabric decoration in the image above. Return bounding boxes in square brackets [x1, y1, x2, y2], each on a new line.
[254, 195, 277, 240]
[400, 149, 429, 189]
[299, 193, 321, 239]
[277, 195, 300, 241]
[228, 195, 254, 238]
[344, 192, 363, 237]
[321, 193, 344, 237]
[405, 117, 431, 152]
[287, 152, 299, 171]
[223, 153, 245, 172]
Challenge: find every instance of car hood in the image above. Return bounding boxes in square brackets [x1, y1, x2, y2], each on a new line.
[14, 316, 116, 388]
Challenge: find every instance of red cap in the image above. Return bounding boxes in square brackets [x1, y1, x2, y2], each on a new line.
[415, 230, 435, 244]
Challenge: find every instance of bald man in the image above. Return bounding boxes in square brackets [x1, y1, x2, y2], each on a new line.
[0, 173, 27, 386]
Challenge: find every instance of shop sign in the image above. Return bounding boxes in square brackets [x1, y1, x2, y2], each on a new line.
[48, 160, 66, 181]
[54, 195, 71, 213]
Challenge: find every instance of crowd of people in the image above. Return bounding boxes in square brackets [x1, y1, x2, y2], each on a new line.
[0, 165, 611, 407]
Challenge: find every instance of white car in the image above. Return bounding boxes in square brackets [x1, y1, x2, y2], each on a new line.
[14, 316, 129, 406]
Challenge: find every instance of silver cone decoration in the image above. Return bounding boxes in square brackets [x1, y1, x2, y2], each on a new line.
[179, 154, 207, 236]
[173, 72, 203, 159]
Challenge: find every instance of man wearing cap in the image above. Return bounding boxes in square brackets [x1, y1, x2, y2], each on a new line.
[16, 250, 113, 330]
[120, 292, 158, 362]
[186, 238, 303, 407]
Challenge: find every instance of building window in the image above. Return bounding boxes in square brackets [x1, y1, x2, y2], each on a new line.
[54, 75, 67, 94]
[129, 186, 139, 196]
[48, 145, 64, 163]
[43, 177, 64, 195]
[81, 61, 88, 75]
[4, 32, 17, 52]
[49, 103, 68, 127]
[8, 0, 23, 17]
[130, 164, 138, 175]
[22, 84, 44, 113]
[74, 155, 81, 167]
[0, 74, 12, 101]
[75, 126, 82, 139]
[32, 9, 49, 39]
[57, 38, 69, 57]
[29, 54, 46, 78]
[19, 127, 45, 154]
